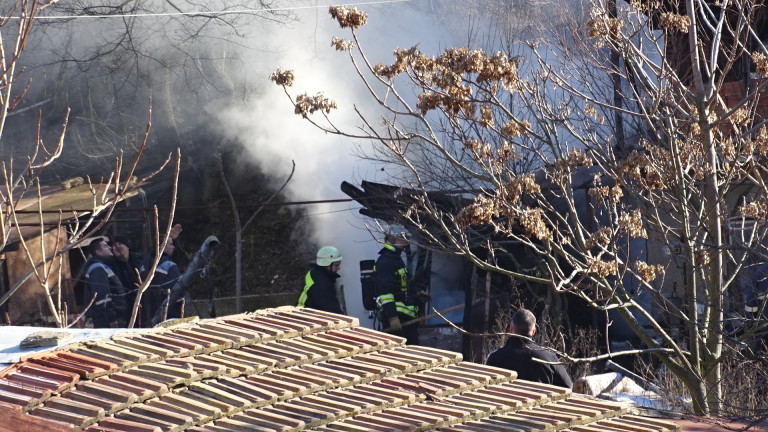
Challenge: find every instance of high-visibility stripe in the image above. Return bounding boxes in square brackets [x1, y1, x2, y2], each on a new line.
[86, 262, 115, 279]
[375, 295, 417, 317]
[94, 298, 111, 306]
[383, 243, 396, 252]
[297, 271, 314, 307]
[397, 267, 407, 288]
[378, 293, 395, 304]
[396, 302, 418, 317]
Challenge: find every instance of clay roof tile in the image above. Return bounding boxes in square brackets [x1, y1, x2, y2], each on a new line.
[0, 306, 683, 432]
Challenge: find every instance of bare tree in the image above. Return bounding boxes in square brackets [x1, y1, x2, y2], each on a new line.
[273, 1, 768, 417]
[219, 155, 294, 313]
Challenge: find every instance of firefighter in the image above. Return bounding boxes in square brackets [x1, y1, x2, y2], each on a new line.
[374, 230, 422, 344]
[142, 237, 183, 325]
[110, 236, 143, 322]
[746, 262, 768, 352]
[83, 238, 129, 327]
[748, 262, 768, 320]
[297, 246, 344, 314]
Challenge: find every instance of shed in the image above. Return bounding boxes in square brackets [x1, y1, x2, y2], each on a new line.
[0, 178, 141, 325]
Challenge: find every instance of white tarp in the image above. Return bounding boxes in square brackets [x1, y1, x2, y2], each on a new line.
[0, 326, 142, 369]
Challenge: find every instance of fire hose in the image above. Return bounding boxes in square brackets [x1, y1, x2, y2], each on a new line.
[380, 303, 465, 333]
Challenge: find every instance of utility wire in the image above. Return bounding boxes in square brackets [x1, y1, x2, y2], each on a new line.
[15, 209, 362, 226]
[13, 197, 357, 214]
[4, 0, 413, 20]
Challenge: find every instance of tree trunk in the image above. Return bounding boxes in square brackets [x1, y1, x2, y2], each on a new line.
[704, 134, 724, 416]
[235, 228, 242, 313]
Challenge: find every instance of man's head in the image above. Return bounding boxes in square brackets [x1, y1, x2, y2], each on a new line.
[316, 246, 342, 273]
[510, 307, 536, 337]
[385, 230, 409, 251]
[89, 238, 113, 258]
[110, 236, 131, 262]
[162, 238, 176, 256]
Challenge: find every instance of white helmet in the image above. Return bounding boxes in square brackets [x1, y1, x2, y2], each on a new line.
[385, 226, 410, 244]
[316, 246, 342, 267]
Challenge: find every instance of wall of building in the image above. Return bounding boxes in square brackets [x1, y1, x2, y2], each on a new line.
[3, 228, 72, 325]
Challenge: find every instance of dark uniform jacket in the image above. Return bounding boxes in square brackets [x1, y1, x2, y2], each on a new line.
[373, 244, 418, 322]
[297, 264, 343, 314]
[112, 252, 145, 321]
[486, 337, 573, 388]
[84, 256, 128, 327]
[748, 263, 768, 317]
[142, 254, 182, 324]
[113, 252, 145, 290]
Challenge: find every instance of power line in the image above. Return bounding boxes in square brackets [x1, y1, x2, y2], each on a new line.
[305, 207, 361, 217]
[6, 0, 413, 20]
[13, 197, 357, 214]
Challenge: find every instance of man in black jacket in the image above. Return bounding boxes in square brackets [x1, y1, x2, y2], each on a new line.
[297, 246, 344, 314]
[486, 308, 573, 389]
[111, 235, 143, 290]
[142, 237, 183, 325]
[113, 224, 182, 326]
[110, 236, 144, 322]
[374, 231, 420, 345]
[83, 238, 129, 327]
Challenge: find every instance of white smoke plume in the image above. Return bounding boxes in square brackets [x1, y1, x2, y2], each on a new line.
[213, 1, 468, 325]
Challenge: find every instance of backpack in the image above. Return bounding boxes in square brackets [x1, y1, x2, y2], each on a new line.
[360, 259, 377, 311]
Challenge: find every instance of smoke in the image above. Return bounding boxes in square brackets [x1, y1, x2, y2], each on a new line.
[211, 2, 460, 325]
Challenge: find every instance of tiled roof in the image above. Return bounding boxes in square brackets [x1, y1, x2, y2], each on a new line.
[0, 306, 681, 431]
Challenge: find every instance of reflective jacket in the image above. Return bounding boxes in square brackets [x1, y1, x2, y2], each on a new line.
[297, 264, 343, 314]
[84, 257, 128, 327]
[373, 244, 418, 320]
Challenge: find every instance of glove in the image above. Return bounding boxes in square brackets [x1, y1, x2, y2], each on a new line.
[388, 316, 402, 332]
[416, 290, 431, 303]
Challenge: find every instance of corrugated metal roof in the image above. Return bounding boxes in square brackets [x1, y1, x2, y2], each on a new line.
[0, 306, 681, 431]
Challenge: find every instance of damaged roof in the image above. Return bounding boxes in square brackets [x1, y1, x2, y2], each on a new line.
[0, 306, 681, 431]
[3, 177, 142, 251]
[341, 180, 468, 225]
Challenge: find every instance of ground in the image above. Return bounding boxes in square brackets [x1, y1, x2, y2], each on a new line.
[670, 416, 767, 431]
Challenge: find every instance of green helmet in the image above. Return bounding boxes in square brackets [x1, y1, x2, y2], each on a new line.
[316, 246, 342, 267]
